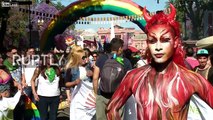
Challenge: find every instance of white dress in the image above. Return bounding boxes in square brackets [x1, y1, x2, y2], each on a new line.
[69, 66, 96, 120]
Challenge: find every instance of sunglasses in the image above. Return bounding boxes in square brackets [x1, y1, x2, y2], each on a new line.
[82, 56, 87, 60]
[93, 55, 97, 57]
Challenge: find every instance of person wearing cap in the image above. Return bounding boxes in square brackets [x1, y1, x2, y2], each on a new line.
[194, 49, 213, 85]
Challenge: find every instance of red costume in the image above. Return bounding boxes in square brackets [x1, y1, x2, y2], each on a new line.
[107, 62, 213, 120]
[106, 4, 213, 120]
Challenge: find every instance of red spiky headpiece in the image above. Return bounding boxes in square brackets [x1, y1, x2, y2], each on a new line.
[143, 4, 180, 38]
[143, 4, 185, 67]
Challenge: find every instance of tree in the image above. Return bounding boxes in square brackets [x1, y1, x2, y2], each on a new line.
[168, 0, 213, 40]
[7, 8, 28, 46]
[0, 0, 34, 51]
[52, 1, 65, 10]
[0, 7, 10, 52]
[51, 1, 75, 30]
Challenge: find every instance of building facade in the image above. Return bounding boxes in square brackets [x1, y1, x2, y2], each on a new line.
[97, 25, 147, 51]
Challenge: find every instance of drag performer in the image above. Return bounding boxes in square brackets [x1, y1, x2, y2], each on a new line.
[106, 4, 213, 120]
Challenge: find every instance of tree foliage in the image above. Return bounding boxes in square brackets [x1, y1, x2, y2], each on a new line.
[168, 0, 213, 40]
[52, 1, 65, 10]
[0, 7, 10, 51]
[6, 8, 29, 46]
[51, 1, 75, 30]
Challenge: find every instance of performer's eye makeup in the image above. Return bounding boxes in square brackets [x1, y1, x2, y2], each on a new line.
[147, 37, 157, 44]
[161, 37, 170, 43]
[147, 38, 157, 44]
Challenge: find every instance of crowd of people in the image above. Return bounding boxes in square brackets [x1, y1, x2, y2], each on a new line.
[1, 4, 213, 120]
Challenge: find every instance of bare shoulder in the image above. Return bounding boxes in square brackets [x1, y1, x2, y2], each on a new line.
[34, 67, 41, 75]
[124, 64, 151, 83]
[125, 65, 151, 93]
[178, 65, 204, 82]
[128, 64, 151, 75]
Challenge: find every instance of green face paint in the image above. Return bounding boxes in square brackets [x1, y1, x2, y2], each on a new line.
[45, 67, 56, 82]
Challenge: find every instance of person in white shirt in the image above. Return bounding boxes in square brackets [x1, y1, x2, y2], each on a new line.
[0, 83, 22, 120]
[136, 49, 148, 68]
[22, 47, 38, 103]
[31, 52, 62, 120]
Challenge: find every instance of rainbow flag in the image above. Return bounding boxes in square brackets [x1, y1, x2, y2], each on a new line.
[24, 95, 40, 120]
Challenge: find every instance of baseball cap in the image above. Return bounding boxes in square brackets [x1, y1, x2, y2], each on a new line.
[197, 49, 209, 55]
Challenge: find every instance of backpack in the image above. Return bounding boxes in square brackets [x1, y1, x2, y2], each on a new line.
[100, 54, 126, 93]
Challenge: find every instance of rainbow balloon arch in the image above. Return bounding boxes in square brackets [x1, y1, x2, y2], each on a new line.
[40, 0, 147, 51]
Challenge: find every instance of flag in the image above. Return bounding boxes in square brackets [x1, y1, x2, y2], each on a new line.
[123, 33, 128, 50]
[24, 95, 40, 120]
[104, 35, 109, 43]
[93, 37, 97, 48]
[97, 38, 103, 52]
[110, 20, 115, 40]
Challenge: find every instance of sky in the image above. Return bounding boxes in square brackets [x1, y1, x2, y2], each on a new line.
[55, 0, 168, 31]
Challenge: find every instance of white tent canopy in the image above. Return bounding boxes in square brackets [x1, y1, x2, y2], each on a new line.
[196, 36, 213, 48]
